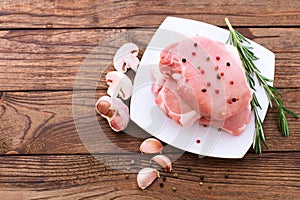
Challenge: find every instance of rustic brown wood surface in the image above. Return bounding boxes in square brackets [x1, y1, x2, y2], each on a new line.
[0, 0, 299, 28]
[0, 0, 299, 199]
[0, 28, 300, 91]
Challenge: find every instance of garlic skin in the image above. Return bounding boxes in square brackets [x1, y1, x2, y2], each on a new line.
[105, 71, 133, 100]
[150, 155, 172, 172]
[137, 167, 160, 190]
[139, 138, 163, 154]
[95, 96, 129, 132]
[113, 43, 140, 73]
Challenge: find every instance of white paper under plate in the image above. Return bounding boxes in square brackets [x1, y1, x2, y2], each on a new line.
[130, 17, 275, 158]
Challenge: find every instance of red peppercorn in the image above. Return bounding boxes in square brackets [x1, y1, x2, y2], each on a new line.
[215, 89, 220, 94]
[216, 56, 220, 61]
[207, 82, 211, 86]
[196, 139, 201, 144]
[230, 81, 234, 85]
[192, 52, 196, 56]
[200, 69, 205, 74]
[220, 72, 224, 76]
[215, 66, 219, 70]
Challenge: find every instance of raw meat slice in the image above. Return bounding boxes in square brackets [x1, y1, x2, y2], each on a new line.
[154, 79, 200, 127]
[153, 36, 253, 135]
[198, 105, 252, 135]
[159, 36, 252, 120]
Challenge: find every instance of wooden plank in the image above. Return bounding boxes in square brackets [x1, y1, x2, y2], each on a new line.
[0, 89, 299, 155]
[0, 153, 299, 199]
[0, 0, 299, 29]
[0, 28, 299, 91]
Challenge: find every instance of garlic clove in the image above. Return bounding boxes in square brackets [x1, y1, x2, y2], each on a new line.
[113, 43, 139, 73]
[139, 138, 163, 154]
[105, 71, 133, 100]
[95, 96, 130, 132]
[150, 155, 172, 172]
[137, 167, 160, 190]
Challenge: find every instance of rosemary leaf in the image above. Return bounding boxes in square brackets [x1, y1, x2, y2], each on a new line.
[225, 17, 298, 153]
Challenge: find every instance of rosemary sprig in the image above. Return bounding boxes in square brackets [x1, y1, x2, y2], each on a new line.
[225, 18, 298, 154]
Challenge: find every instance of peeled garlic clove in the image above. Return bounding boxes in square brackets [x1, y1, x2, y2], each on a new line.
[140, 138, 163, 154]
[113, 43, 140, 73]
[95, 96, 129, 132]
[105, 71, 133, 100]
[137, 167, 160, 190]
[150, 155, 172, 172]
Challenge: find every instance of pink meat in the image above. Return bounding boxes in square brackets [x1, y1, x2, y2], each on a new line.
[198, 105, 251, 136]
[153, 36, 252, 135]
[154, 79, 200, 127]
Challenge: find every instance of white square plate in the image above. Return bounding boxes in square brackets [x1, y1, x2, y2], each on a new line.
[130, 17, 275, 158]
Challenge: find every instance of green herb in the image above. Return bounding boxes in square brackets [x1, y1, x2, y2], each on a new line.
[225, 18, 298, 154]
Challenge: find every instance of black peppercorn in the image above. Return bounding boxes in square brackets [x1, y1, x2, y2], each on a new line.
[200, 175, 205, 181]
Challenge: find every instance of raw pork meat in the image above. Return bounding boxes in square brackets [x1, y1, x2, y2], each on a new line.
[152, 36, 252, 135]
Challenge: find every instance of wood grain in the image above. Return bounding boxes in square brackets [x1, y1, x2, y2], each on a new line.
[0, 153, 299, 199]
[0, 28, 299, 91]
[0, 89, 298, 155]
[0, 1, 299, 199]
[0, 0, 299, 29]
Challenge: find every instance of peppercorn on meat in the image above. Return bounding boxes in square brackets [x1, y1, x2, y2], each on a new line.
[152, 36, 252, 135]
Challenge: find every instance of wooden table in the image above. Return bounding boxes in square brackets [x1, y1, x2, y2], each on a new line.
[0, 1, 299, 199]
